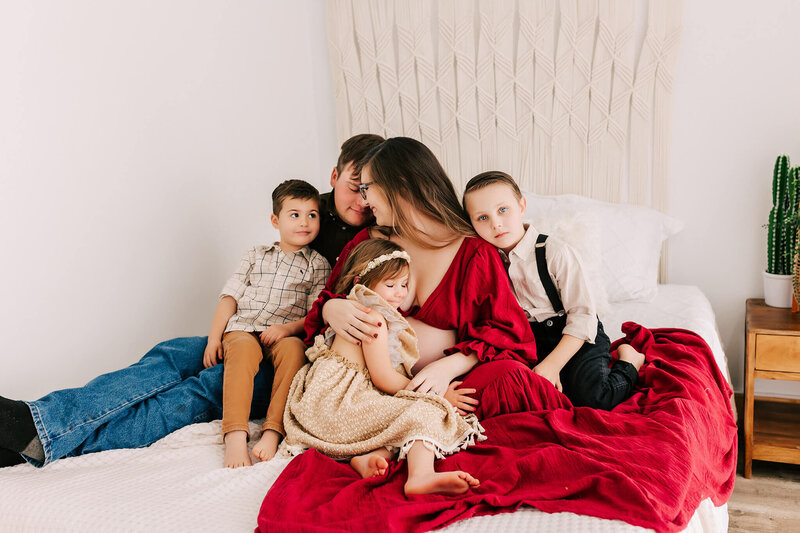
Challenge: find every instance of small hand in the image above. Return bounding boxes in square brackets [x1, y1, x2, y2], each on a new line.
[533, 360, 563, 392]
[260, 324, 291, 346]
[443, 381, 479, 415]
[405, 357, 455, 396]
[322, 299, 382, 345]
[203, 338, 224, 368]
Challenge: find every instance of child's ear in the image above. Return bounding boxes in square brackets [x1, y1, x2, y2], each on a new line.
[354, 275, 361, 284]
[270, 213, 279, 229]
[518, 195, 527, 215]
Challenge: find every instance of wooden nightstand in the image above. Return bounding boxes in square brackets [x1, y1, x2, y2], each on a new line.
[744, 298, 800, 478]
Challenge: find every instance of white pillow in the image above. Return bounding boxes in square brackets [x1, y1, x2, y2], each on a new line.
[523, 193, 683, 303]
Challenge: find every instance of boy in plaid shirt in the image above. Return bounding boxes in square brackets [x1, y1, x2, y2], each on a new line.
[203, 180, 330, 468]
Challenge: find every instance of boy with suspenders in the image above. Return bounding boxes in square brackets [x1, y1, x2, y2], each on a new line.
[463, 171, 644, 410]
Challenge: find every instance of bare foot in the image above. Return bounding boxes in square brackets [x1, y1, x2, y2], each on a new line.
[350, 451, 390, 479]
[404, 471, 480, 496]
[618, 344, 645, 371]
[223, 430, 252, 468]
[252, 429, 281, 462]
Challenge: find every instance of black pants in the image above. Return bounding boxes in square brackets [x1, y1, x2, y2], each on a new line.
[529, 316, 639, 410]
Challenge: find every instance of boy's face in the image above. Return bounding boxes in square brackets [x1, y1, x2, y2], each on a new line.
[464, 183, 527, 253]
[330, 162, 373, 227]
[270, 197, 321, 252]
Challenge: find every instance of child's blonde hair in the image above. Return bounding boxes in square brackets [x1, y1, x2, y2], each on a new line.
[334, 239, 410, 295]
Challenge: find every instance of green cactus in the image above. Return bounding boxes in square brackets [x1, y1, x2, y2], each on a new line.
[768, 155, 799, 275]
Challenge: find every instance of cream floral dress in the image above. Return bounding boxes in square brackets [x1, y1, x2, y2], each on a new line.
[281, 285, 485, 461]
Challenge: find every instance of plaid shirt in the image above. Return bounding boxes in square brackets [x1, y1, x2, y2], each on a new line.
[221, 244, 330, 333]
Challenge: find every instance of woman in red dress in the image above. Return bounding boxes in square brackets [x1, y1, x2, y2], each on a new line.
[304, 137, 567, 417]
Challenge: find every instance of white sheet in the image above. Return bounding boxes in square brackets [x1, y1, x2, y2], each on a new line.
[0, 285, 731, 532]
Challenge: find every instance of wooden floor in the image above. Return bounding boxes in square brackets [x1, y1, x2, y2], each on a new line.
[728, 438, 800, 532]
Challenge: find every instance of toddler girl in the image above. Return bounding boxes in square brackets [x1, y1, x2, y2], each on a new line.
[282, 239, 484, 495]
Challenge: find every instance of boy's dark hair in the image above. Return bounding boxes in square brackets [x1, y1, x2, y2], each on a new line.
[462, 171, 523, 212]
[337, 134, 385, 178]
[272, 179, 320, 215]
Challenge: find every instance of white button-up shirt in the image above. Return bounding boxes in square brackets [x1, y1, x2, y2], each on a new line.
[221, 243, 330, 333]
[499, 223, 598, 343]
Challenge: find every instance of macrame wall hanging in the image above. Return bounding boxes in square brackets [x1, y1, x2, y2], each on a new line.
[327, 0, 682, 274]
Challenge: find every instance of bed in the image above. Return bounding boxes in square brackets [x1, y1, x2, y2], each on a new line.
[0, 196, 735, 532]
[0, 284, 733, 533]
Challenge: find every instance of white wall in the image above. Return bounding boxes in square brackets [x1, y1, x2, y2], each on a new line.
[3, 0, 799, 401]
[669, 0, 800, 395]
[0, 1, 338, 399]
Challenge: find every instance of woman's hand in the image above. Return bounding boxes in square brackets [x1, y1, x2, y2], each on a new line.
[321, 298, 382, 345]
[203, 338, 224, 368]
[443, 381, 479, 415]
[406, 351, 479, 395]
[405, 356, 458, 395]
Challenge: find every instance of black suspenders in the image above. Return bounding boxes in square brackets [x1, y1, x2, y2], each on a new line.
[535, 234, 566, 316]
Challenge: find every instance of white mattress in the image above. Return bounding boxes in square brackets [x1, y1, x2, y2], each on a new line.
[0, 284, 731, 533]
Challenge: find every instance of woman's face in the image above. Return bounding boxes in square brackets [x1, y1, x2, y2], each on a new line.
[360, 167, 393, 226]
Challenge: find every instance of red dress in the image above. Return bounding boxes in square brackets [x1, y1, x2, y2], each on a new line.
[303, 229, 565, 418]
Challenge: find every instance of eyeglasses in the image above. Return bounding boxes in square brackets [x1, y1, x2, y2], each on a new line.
[357, 181, 373, 200]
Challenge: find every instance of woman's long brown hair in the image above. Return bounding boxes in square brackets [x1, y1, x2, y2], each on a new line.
[361, 137, 475, 248]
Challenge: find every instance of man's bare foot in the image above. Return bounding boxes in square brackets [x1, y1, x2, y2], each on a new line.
[252, 429, 281, 462]
[618, 344, 645, 371]
[404, 471, 480, 496]
[223, 430, 252, 468]
[350, 451, 390, 479]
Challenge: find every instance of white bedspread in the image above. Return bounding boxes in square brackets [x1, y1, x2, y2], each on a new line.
[0, 285, 730, 532]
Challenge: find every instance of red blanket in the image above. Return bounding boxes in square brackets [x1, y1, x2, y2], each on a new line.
[257, 323, 736, 533]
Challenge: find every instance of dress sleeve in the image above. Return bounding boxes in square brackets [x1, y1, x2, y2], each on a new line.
[444, 244, 538, 365]
[303, 229, 371, 344]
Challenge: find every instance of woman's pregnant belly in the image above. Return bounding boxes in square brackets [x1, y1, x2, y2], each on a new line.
[407, 316, 457, 374]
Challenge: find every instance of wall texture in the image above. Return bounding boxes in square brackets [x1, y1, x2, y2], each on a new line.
[668, 0, 800, 396]
[0, 1, 338, 398]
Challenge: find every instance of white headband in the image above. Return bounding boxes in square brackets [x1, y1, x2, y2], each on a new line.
[359, 250, 411, 277]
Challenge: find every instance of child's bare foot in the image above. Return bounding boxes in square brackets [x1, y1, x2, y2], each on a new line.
[618, 344, 645, 371]
[350, 451, 390, 478]
[223, 430, 252, 468]
[404, 471, 480, 496]
[252, 429, 281, 462]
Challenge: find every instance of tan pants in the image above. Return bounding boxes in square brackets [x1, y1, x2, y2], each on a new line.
[221, 331, 306, 438]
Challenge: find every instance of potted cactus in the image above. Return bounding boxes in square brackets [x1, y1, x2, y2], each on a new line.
[765, 154, 800, 307]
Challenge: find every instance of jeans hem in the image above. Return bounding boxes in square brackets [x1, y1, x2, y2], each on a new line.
[24, 401, 50, 468]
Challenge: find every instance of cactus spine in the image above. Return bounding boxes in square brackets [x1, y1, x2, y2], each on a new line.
[769, 155, 800, 275]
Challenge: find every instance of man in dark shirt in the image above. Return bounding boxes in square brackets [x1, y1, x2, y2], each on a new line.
[311, 133, 384, 267]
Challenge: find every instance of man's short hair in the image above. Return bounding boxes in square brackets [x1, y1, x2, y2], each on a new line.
[462, 171, 522, 212]
[272, 179, 320, 215]
[336, 134, 385, 178]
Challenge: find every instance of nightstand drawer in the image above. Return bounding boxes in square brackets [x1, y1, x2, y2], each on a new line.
[756, 334, 800, 373]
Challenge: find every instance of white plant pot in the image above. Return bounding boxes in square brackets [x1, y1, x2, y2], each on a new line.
[763, 271, 793, 308]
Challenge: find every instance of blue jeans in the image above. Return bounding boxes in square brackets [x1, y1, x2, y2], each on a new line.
[23, 336, 274, 467]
